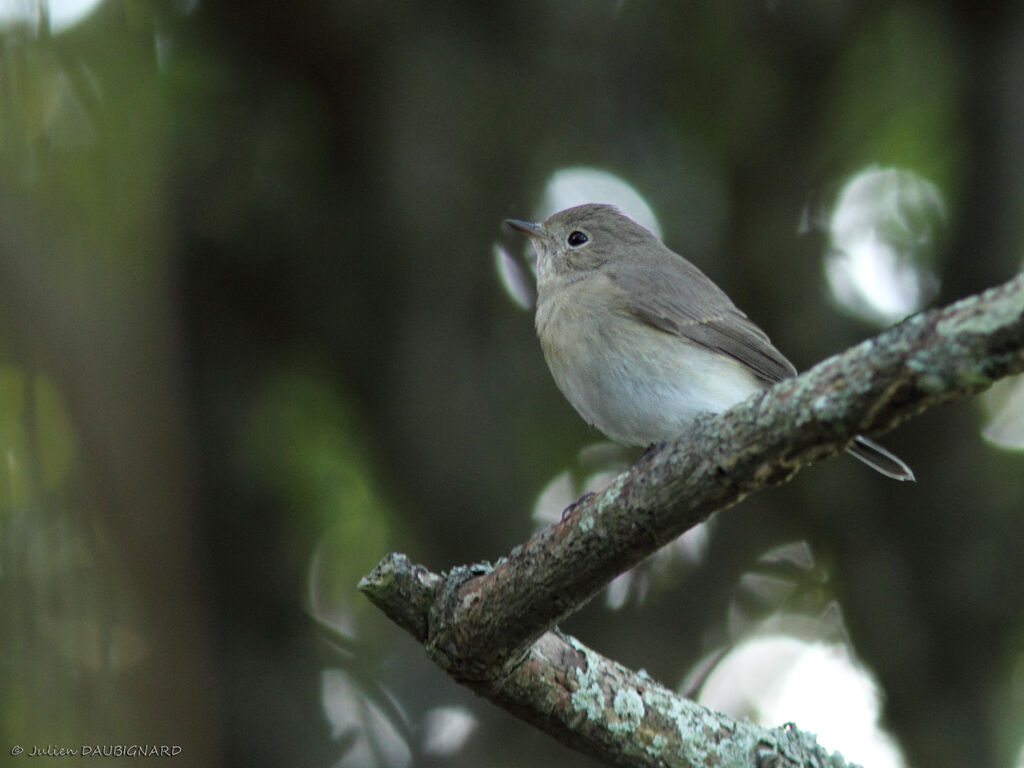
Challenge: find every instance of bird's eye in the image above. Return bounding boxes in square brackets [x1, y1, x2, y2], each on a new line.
[567, 231, 588, 247]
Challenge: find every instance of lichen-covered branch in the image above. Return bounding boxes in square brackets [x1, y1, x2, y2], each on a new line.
[359, 272, 1024, 767]
[360, 554, 859, 768]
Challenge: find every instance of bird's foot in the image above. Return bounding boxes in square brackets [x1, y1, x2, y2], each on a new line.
[562, 491, 596, 521]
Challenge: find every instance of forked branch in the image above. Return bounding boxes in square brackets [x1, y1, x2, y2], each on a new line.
[360, 272, 1024, 767]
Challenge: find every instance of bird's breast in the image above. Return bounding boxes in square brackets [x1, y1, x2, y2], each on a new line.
[535, 278, 763, 445]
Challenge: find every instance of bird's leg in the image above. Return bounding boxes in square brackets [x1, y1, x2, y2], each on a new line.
[561, 492, 596, 520]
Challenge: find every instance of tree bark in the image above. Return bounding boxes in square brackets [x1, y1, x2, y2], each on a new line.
[360, 271, 1024, 767]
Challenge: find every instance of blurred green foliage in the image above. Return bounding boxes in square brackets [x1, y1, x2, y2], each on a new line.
[829, 6, 963, 187]
[0, 367, 76, 505]
[239, 367, 392, 613]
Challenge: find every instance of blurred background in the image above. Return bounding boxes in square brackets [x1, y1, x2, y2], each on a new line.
[1, 1, 1023, 767]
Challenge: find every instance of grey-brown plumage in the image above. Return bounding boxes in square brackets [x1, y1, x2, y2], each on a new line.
[506, 203, 914, 481]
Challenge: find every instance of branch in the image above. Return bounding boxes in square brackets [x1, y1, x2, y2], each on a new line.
[360, 554, 859, 768]
[359, 272, 1024, 766]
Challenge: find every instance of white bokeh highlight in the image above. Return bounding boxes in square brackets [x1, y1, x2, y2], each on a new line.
[422, 706, 477, 758]
[493, 242, 535, 310]
[981, 376, 1024, 450]
[824, 167, 943, 325]
[0, 0, 105, 33]
[537, 166, 661, 237]
[698, 635, 906, 768]
[321, 669, 411, 768]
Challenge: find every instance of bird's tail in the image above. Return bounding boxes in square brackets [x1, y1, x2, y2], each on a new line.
[846, 435, 916, 482]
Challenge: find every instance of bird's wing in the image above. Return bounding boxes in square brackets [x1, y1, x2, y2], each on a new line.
[605, 261, 798, 384]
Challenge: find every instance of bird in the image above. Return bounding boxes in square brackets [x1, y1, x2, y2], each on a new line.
[505, 203, 914, 481]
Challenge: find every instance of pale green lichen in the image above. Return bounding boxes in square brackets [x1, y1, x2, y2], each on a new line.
[593, 471, 629, 514]
[565, 638, 840, 765]
[907, 357, 995, 393]
[904, 364, 947, 393]
[641, 686, 758, 765]
[767, 722, 848, 767]
[571, 681, 605, 721]
[609, 688, 644, 734]
[645, 733, 668, 757]
[568, 637, 606, 720]
[568, 634, 601, 661]
[937, 282, 1024, 337]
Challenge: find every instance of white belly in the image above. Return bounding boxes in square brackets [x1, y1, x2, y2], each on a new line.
[538, 296, 764, 446]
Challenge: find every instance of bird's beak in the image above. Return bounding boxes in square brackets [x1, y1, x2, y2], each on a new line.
[504, 218, 544, 238]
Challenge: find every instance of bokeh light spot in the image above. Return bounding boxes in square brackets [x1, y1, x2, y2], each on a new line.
[699, 635, 906, 768]
[538, 166, 661, 237]
[0, 0, 106, 33]
[823, 166, 944, 325]
[981, 377, 1024, 451]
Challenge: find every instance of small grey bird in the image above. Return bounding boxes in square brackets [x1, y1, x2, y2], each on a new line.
[506, 203, 914, 481]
